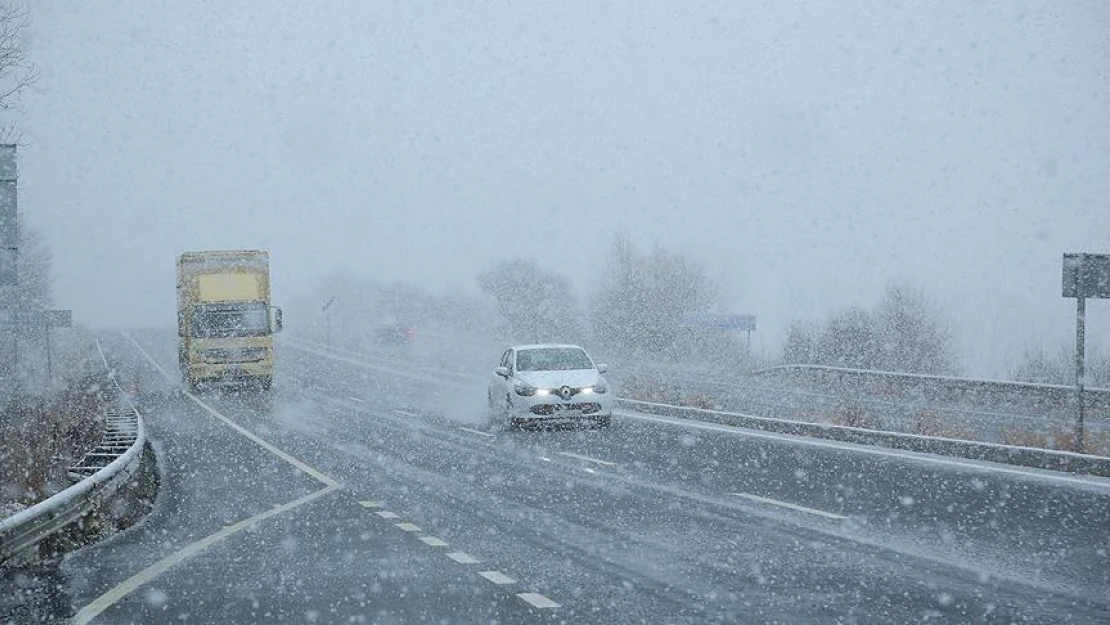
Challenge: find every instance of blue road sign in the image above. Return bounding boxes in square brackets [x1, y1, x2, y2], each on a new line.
[681, 313, 756, 332]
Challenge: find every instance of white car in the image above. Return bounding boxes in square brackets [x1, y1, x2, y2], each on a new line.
[488, 344, 613, 428]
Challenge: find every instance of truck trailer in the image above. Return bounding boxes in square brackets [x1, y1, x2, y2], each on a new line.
[176, 250, 282, 391]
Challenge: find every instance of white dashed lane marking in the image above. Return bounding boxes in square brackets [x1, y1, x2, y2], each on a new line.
[479, 571, 516, 585]
[557, 451, 616, 467]
[446, 551, 480, 564]
[358, 501, 381, 509]
[375, 510, 400, 519]
[419, 536, 449, 547]
[392, 409, 419, 417]
[458, 426, 496, 438]
[734, 492, 848, 520]
[396, 522, 421, 532]
[348, 396, 365, 403]
[517, 592, 561, 609]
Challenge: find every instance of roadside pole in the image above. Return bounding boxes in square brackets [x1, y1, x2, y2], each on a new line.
[1063, 252, 1110, 455]
[1075, 281, 1085, 454]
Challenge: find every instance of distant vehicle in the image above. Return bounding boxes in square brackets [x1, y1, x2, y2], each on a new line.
[488, 344, 612, 429]
[374, 322, 416, 347]
[176, 250, 283, 391]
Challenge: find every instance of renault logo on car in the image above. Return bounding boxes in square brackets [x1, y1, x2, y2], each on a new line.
[557, 385, 573, 400]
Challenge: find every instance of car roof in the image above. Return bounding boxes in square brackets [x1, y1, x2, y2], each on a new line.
[511, 343, 586, 351]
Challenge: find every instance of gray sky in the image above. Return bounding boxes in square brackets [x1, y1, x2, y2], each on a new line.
[14, 0, 1110, 375]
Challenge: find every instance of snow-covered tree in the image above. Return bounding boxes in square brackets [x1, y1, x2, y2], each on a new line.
[477, 258, 582, 343]
[590, 235, 718, 357]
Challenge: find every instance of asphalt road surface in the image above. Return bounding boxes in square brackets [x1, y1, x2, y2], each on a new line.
[4, 329, 1109, 623]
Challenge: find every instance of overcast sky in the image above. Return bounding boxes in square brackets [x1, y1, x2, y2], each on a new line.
[13, 1, 1110, 375]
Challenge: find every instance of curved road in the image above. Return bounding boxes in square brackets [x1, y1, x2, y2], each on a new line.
[5, 329, 1109, 623]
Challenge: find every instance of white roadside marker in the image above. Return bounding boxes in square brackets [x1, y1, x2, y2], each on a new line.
[458, 426, 496, 438]
[734, 493, 848, 520]
[375, 510, 400, 519]
[557, 451, 616, 467]
[479, 570, 516, 585]
[517, 592, 560, 609]
[446, 551, 480, 564]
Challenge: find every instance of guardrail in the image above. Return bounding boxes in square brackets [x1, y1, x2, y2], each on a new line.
[617, 398, 1110, 477]
[0, 340, 147, 564]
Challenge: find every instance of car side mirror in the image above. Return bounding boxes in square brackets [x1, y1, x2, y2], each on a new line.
[596, 363, 608, 374]
[494, 366, 510, 378]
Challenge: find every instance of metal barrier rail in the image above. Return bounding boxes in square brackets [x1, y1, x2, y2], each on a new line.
[616, 397, 1110, 477]
[0, 340, 147, 564]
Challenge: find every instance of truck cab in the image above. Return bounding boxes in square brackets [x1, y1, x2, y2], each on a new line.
[177, 251, 282, 391]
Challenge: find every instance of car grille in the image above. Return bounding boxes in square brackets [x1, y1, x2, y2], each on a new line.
[530, 403, 602, 416]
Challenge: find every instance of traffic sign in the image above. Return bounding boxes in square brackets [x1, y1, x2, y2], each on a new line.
[681, 313, 757, 332]
[1063, 253, 1110, 299]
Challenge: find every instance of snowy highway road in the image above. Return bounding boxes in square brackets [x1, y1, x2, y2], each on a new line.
[15, 330, 1110, 623]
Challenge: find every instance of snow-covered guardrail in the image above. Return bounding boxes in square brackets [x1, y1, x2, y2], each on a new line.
[0, 340, 147, 564]
[616, 398, 1110, 477]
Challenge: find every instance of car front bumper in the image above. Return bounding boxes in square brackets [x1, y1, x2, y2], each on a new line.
[509, 392, 613, 420]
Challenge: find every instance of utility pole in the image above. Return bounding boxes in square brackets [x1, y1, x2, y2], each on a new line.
[0, 145, 18, 398]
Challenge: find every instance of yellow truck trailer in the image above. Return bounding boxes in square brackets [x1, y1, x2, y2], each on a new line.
[176, 250, 282, 391]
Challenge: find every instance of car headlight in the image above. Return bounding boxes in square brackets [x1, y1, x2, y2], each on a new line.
[514, 381, 537, 397]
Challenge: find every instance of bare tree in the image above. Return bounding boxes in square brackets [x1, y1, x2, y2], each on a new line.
[782, 282, 960, 374]
[0, 2, 36, 141]
[1011, 344, 1110, 388]
[477, 258, 582, 343]
[590, 235, 718, 357]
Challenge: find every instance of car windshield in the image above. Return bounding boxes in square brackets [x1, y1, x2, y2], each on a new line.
[516, 348, 593, 372]
[191, 302, 269, 338]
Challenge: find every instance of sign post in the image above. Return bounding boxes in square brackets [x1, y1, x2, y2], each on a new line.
[23, 309, 73, 380]
[1062, 252, 1110, 454]
[322, 296, 337, 347]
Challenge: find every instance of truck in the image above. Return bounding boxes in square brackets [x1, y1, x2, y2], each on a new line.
[176, 250, 283, 391]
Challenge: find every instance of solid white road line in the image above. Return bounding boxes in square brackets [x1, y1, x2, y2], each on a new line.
[72, 485, 338, 624]
[618, 410, 1110, 491]
[396, 522, 421, 532]
[517, 592, 561, 609]
[123, 333, 340, 489]
[375, 510, 400, 519]
[734, 492, 848, 520]
[557, 451, 616, 467]
[458, 426, 496, 438]
[479, 570, 516, 585]
[446, 551, 480, 564]
[419, 536, 449, 547]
